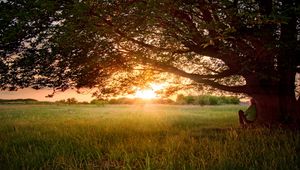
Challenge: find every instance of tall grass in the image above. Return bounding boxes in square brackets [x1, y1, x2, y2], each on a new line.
[0, 104, 299, 169]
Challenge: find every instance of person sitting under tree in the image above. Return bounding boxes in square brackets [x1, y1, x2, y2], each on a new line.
[238, 99, 257, 126]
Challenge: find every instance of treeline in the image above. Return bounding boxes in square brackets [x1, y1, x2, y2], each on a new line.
[176, 94, 240, 105]
[91, 98, 175, 105]
[0, 95, 240, 105]
[90, 95, 240, 105]
[55, 98, 89, 105]
[0, 99, 50, 104]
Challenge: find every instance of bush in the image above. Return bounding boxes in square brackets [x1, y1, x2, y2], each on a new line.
[153, 98, 175, 104]
[176, 95, 239, 105]
[108, 99, 118, 104]
[185, 96, 196, 104]
[209, 96, 221, 105]
[0, 99, 39, 104]
[228, 97, 240, 104]
[176, 94, 186, 104]
[90, 99, 107, 106]
[106, 98, 175, 105]
[196, 95, 210, 105]
[66, 98, 78, 104]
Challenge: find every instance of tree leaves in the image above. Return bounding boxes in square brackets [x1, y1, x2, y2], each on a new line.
[0, 0, 299, 98]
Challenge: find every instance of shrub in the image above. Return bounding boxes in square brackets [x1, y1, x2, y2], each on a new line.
[228, 96, 240, 104]
[176, 95, 239, 105]
[90, 99, 107, 106]
[176, 94, 186, 104]
[66, 98, 78, 104]
[208, 96, 221, 105]
[196, 95, 210, 105]
[185, 96, 196, 104]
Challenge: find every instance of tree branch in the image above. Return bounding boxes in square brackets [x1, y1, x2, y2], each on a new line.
[91, 12, 190, 54]
[138, 57, 248, 94]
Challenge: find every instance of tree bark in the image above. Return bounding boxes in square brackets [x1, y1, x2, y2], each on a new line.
[251, 94, 282, 126]
[245, 72, 299, 128]
[277, 0, 299, 128]
[247, 93, 300, 129]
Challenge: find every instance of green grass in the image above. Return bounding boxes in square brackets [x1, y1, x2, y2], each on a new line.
[0, 104, 299, 169]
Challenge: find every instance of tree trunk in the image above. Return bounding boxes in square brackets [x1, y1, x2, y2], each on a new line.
[296, 98, 300, 123]
[276, 0, 299, 129]
[246, 72, 299, 128]
[243, 0, 300, 129]
[251, 94, 282, 127]
[278, 72, 299, 126]
[248, 93, 300, 129]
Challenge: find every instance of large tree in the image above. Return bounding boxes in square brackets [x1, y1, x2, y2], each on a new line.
[1, 0, 300, 127]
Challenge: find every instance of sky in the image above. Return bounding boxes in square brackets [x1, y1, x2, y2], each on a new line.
[0, 88, 95, 102]
[0, 84, 168, 102]
[0, 83, 176, 102]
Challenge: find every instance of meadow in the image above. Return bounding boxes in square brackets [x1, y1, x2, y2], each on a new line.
[0, 104, 299, 170]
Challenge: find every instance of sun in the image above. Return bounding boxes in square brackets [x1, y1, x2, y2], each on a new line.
[131, 83, 168, 99]
[135, 89, 157, 99]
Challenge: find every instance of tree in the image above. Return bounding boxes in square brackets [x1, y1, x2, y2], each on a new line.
[66, 97, 77, 104]
[1, 0, 299, 127]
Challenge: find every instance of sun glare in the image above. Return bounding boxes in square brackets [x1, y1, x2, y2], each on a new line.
[132, 83, 168, 99]
[135, 89, 157, 99]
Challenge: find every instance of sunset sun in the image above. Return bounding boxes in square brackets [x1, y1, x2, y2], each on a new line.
[135, 89, 157, 99]
[133, 83, 166, 99]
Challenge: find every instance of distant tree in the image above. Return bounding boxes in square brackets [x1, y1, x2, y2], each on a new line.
[66, 98, 77, 105]
[153, 98, 175, 104]
[185, 96, 196, 104]
[108, 99, 118, 105]
[55, 99, 66, 104]
[196, 96, 210, 106]
[176, 95, 239, 105]
[1, 0, 299, 127]
[90, 99, 107, 106]
[176, 94, 186, 104]
[79, 101, 89, 104]
[0, 98, 38, 104]
[208, 96, 220, 105]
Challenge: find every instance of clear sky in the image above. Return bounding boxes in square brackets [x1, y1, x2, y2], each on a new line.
[0, 88, 95, 102]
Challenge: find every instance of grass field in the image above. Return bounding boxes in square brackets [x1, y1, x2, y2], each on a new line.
[0, 104, 299, 169]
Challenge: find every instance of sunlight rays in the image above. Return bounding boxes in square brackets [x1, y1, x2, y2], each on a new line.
[133, 83, 167, 99]
[135, 89, 157, 99]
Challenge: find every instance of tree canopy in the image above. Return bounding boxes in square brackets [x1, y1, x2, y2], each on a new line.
[1, 0, 300, 126]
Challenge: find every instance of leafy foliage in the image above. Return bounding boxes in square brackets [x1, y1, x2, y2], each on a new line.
[1, 0, 299, 94]
[176, 94, 240, 105]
